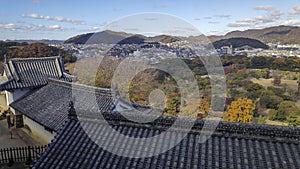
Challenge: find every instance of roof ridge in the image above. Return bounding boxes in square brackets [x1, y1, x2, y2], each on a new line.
[48, 78, 112, 95]
[78, 110, 300, 140]
[9, 56, 60, 62]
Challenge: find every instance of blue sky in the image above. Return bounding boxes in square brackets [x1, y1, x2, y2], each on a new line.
[1, 0, 300, 40]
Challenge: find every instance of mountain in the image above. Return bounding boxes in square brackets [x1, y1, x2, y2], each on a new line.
[213, 37, 269, 49]
[117, 35, 147, 45]
[64, 30, 133, 44]
[148, 35, 180, 43]
[64, 30, 180, 44]
[5, 39, 63, 44]
[209, 25, 300, 44]
[0, 41, 76, 64]
[65, 25, 300, 45]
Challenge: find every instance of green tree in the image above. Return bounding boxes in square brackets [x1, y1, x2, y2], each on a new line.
[268, 109, 277, 120]
[276, 101, 298, 121]
[165, 98, 180, 116]
[286, 111, 300, 126]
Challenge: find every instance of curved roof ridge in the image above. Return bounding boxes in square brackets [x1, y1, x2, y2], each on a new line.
[9, 56, 60, 62]
[48, 78, 112, 96]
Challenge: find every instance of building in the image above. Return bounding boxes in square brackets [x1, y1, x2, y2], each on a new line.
[0, 56, 75, 127]
[10, 79, 151, 143]
[33, 107, 300, 168]
[219, 45, 233, 55]
[0, 56, 74, 106]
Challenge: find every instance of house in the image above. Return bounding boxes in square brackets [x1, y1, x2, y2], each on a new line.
[219, 45, 233, 55]
[33, 105, 300, 168]
[0, 56, 74, 106]
[10, 79, 151, 143]
[0, 56, 75, 127]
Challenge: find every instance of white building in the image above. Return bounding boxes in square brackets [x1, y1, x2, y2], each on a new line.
[0, 56, 75, 127]
[10, 79, 151, 143]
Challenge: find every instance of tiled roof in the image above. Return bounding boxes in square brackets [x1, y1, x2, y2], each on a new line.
[10, 79, 116, 131]
[0, 56, 75, 90]
[33, 110, 300, 169]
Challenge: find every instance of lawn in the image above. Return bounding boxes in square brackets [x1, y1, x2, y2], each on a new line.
[251, 78, 298, 91]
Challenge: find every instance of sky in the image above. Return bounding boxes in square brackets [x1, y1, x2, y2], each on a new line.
[0, 0, 300, 40]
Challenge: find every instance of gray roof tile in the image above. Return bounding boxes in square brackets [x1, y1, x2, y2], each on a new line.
[0, 56, 75, 90]
[33, 110, 300, 168]
[10, 79, 115, 131]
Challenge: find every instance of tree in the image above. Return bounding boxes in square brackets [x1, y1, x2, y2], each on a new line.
[199, 97, 210, 116]
[268, 109, 277, 120]
[272, 75, 281, 86]
[276, 101, 298, 121]
[223, 98, 256, 123]
[286, 111, 300, 126]
[165, 97, 180, 116]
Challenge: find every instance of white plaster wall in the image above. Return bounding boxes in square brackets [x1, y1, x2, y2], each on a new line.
[5, 89, 31, 114]
[5, 89, 30, 106]
[23, 115, 56, 144]
[0, 92, 7, 107]
[5, 91, 13, 107]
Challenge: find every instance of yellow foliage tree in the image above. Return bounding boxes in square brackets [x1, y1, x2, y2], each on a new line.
[199, 97, 210, 115]
[223, 98, 255, 123]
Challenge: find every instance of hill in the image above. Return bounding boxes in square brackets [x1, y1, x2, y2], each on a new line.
[64, 30, 132, 44]
[5, 39, 63, 44]
[65, 30, 181, 44]
[209, 25, 300, 44]
[117, 35, 146, 45]
[148, 35, 180, 43]
[213, 37, 269, 49]
[65, 25, 300, 45]
[0, 41, 76, 63]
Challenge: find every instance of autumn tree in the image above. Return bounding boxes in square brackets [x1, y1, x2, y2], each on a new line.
[198, 97, 210, 117]
[164, 97, 180, 116]
[223, 98, 255, 123]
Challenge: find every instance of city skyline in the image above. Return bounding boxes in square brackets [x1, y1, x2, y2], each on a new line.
[1, 0, 300, 40]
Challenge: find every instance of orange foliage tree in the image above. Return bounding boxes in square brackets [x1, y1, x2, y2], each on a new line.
[223, 98, 255, 123]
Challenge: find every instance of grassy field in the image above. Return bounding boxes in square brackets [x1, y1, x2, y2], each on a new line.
[251, 78, 298, 91]
[265, 119, 288, 126]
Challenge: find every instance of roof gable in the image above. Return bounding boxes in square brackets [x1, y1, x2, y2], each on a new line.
[10, 79, 116, 131]
[0, 56, 74, 90]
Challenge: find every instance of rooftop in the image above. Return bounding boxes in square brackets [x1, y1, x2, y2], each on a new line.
[10, 79, 151, 132]
[0, 56, 75, 90]
[33, 109, 300, 168]
[10, 79, 115, 131]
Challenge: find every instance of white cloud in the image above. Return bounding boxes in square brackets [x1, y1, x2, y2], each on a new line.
[281, 20, 300, 26]
[289, 6, 300, 15]
[203, 16, 212, 20]
[0, 22, 66, 32]
[83, 26, 102, 32]
[208, 21, 220, 24]
[254, 6, 274, 11]
[214, 14, 231, 18]
[228, 7, 283, 28]
[22, 13, 86, 25]
[0, 23, 15, 29]
[227, 19, 255, 27]
[25, 24, 64, 31]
